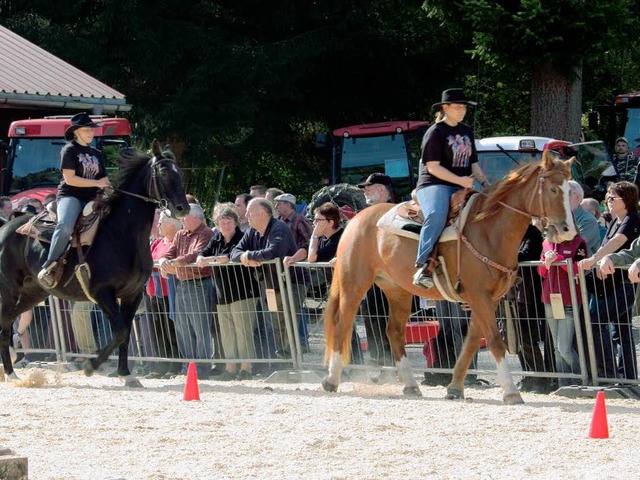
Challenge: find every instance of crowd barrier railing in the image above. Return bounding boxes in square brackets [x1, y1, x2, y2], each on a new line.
[10, 258, 640, 388]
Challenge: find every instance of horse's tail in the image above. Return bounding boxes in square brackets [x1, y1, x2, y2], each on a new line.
[323, 264, 353, 366]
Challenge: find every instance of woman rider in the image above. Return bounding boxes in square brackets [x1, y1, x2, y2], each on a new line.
[38, 112, 111, 288]
[413, 88, 488, 288]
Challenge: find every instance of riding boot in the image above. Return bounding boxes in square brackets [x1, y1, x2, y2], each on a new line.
[37, 262, 59, 289]
[412, 257, 437, 289]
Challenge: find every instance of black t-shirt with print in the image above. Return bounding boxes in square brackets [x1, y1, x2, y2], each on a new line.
[416, 121, 477, 190]
[57, 141, 107, 202]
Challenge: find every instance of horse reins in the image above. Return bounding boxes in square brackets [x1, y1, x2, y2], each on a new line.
[106, 156, 175, 210]
[72, 155, 175, 287]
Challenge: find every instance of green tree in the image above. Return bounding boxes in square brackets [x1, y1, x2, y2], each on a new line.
[423, 0, 638, 141]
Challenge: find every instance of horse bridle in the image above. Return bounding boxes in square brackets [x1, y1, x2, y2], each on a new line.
[107, 155, 177, 210]
[490, 168, 550, 228]
[451, 167, 552, 297]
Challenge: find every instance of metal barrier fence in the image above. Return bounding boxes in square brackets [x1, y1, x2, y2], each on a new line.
[10, 258, 640, 388]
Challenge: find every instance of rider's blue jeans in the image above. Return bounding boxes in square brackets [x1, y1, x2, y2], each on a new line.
[415, 184, 460, 267]
[44, 196, 86, 268]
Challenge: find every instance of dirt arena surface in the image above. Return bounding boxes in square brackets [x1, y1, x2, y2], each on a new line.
[1, 368, 639, 480]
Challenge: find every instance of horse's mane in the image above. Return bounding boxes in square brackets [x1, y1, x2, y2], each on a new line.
[112, 147, 152, 190]
[473, 161, 543, 221]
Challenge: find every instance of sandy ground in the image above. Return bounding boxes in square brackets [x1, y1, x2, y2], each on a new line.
[1, 367, 640, 480]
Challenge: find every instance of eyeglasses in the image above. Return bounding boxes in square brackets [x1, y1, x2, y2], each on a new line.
[313, 218, 328, 223]
[606, 196, 622, 203]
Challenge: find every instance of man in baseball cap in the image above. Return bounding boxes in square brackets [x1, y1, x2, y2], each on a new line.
[357, 173, 394, 205]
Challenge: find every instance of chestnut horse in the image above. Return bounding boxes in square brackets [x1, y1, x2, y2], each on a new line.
[322, 151, 576, 404]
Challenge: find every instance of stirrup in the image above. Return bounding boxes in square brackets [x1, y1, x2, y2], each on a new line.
[412, 265, 434, 288]
[37, 261, 60, 288]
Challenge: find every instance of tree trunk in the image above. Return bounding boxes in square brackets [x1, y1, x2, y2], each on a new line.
[530, 62, 582, 142]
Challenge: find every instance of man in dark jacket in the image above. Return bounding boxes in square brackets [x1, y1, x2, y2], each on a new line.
[231, 198, 304, 358]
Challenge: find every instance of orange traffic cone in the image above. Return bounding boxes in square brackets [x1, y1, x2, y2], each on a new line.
[183, 362, 200, 401]
[588, 391, 609, 439]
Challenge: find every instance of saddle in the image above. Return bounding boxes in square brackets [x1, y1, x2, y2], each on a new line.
[17, 197, 109, 246]
[376, 188, 479, 301]
[17, 196, 110, 280]
[377, 188, 478, 242]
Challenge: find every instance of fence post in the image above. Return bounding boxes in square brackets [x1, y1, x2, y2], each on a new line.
[576, 268, 600, 386]
[276, 258, 301, 369]
[566, 259, 589, 386]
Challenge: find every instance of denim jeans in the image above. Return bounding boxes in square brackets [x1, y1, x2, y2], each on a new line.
[544, 304, 580, 385]
[174, 277, 214, 376]
[415, 184, 460, 266]
[45, 196, 86, 267]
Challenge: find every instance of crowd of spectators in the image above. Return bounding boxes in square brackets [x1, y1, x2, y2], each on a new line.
[9, 157, 640, 390]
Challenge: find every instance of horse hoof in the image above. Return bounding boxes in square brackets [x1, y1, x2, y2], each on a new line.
[322, 378, 338, 393]
[503, 392, 525, 405]
[445, 387, 464, 400]
[121, 376, 144, 388]
[83, 359, 96, 377]
[403, 386, 422, 397]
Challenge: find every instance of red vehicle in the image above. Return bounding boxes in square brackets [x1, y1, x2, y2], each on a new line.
[329, 120, 430, 200]
[1, 115, 132, 201]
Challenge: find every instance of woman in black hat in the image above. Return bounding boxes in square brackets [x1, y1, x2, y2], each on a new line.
[37, 112, 111, 288]
[413, 88, 487, 288]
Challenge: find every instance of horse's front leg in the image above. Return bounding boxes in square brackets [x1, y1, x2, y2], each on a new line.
[487, 327, 522, 404]
[88, 291, 143, 388]
[114, 294, 143, 388]
[447, 319, 482, 400]
[323, 350, 344, 392]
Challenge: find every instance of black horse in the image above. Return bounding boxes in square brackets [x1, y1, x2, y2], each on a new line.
[0, 140, 189, 386]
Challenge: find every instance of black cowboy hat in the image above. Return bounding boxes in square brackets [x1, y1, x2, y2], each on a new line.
[432, 88, 478, 109]
[64, 112, 103, 141]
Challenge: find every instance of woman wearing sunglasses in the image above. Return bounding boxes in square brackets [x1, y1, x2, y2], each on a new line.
[579, 181, 640, 381]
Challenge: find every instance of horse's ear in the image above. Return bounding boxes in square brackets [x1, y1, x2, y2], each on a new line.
[151, 140, 161, 158]
[541, 149, 555, 169]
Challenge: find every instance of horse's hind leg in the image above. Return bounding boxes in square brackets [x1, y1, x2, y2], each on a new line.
[322, 288, 363, 392]
[0, 322, 18, 381]
[322, 263, 375, 392]
[377, 283, 421, 396]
